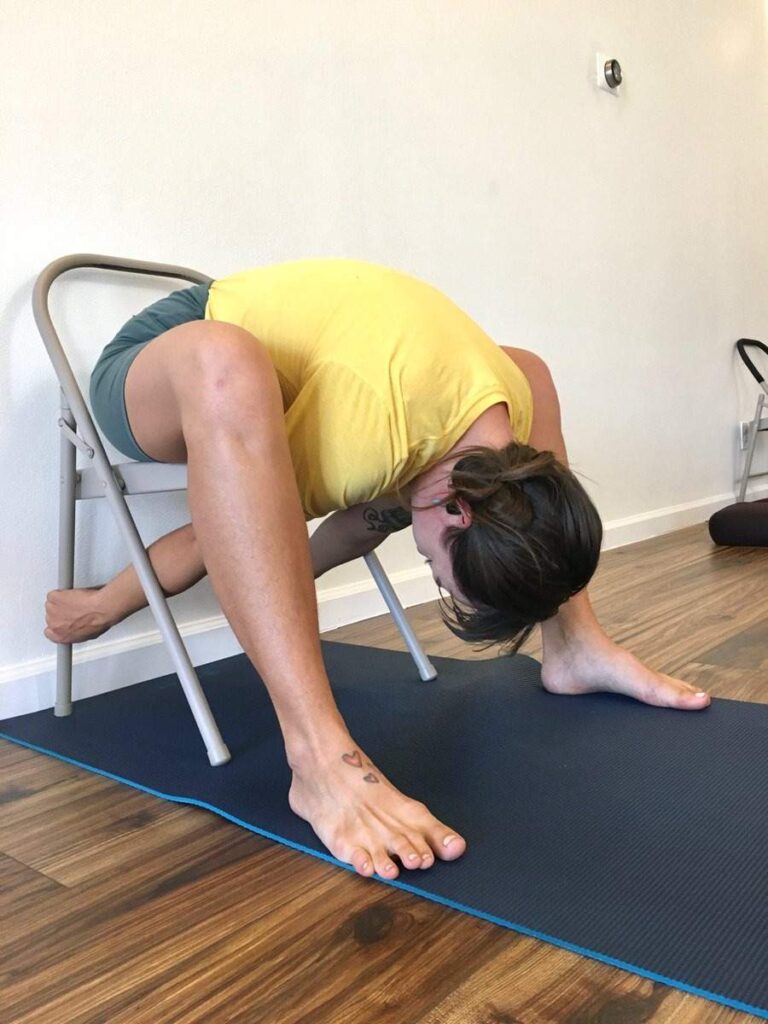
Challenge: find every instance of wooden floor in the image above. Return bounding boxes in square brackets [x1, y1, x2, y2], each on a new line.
[2, 523, 767, 1023]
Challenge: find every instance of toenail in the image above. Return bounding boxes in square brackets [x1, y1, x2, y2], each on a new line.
[695, 692, 707, 697]
[361, 861, 369, 870]
[408, 853, 419, 861]
[442, 835, 457, 847]
[422, 852, 432, 860]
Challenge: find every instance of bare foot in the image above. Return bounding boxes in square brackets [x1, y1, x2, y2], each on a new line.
[44, 587, 112, 644]
[541, 636, 710, 710]
[288, 741, 466, 879]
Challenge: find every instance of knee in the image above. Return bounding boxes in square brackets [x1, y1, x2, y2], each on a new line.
[178, 322, 284, 426]
[185, 323, 280, 404]
[192, 322, 273, 379]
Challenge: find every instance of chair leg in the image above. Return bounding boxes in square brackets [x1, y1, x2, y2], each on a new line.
[738, 392, 766, 502]
[55, 392, 76, 716]
[94, 465, 232, 766]
[364, 550, 437, 681]
[56, 407, 231, 766]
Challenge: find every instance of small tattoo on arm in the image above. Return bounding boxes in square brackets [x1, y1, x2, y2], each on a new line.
[362, 506, 413, 535]
[363, 773, 379, 784]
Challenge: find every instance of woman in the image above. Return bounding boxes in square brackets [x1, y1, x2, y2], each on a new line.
[45, 259, 710, 881]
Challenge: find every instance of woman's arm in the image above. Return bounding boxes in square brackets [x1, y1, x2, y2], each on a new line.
[93, 495, 412, 630]
[309, 496, 413, 578]
[47, 495, 411, 641]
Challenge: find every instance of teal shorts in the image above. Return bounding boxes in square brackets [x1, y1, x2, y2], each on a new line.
[89, 282, 210, 462]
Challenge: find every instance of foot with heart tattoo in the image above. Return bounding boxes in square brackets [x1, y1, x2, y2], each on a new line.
[287, 735, 466, 879]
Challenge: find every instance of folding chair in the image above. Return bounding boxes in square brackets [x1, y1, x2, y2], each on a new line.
[34, 254, 437, 768]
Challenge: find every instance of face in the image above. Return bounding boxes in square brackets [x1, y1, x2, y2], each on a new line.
[411, 497, 472, 604]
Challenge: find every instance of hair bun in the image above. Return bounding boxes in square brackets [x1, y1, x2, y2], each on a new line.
[450, 444, 555, 531]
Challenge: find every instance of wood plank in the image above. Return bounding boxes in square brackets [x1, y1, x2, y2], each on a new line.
[0, 852, 66, 913]
[421, 945, 742, 1023]
[1, 772, 181, 880]
[0, 813, 268, 949]
[1, 843, 332, 1022]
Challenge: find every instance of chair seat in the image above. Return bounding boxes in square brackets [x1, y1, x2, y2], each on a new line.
[76, 461, 189, 499]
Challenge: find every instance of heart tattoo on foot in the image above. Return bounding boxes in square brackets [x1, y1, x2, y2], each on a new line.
[341, 750, 362, 768]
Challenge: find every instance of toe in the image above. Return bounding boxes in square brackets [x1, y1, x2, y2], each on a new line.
[685, 691, 711, 709]
[349, 847, 374, 877]
[403, 832, 434, 869]
[670, 678, 710, 709]
[372, 849, 400, 879]
[388, 833, 424, 871]
[427, 828, 466, 861]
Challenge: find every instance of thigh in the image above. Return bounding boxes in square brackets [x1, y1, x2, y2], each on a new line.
[89, 283, 210, 463]
[122, 321, 205, 463]
[122, 319, 269, 463]
[89, 325, 200, 465]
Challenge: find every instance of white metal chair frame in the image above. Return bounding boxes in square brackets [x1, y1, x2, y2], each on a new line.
[735, 338, 768, 502]
[34, 254, 437, 768]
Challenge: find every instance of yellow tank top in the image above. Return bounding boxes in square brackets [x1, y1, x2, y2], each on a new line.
[205, 259, 532, 520]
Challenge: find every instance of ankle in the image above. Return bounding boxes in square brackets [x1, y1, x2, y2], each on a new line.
[284, 719, 356, 773]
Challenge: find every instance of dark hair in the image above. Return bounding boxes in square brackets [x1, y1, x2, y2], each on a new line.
[408, 441, 603, 655]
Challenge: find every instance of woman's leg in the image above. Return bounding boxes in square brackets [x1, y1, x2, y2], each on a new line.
[45, 523, 203, 644]
[91, 318, 466, 878]
[505, 347, 710, 709]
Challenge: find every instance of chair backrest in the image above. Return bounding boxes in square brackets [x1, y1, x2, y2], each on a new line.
[34, 254, 212, 496]
[34, 253, 212, 428]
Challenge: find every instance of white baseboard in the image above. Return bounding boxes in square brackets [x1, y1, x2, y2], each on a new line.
[1, 485, 763, 720]
[601, 482, 768, 549]
[0, 566, 438, 720]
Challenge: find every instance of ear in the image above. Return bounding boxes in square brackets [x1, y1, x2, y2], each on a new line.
[448, 497, 473, 527]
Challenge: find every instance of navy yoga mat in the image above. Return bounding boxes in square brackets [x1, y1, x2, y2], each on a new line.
[2, 641, 768, 1018]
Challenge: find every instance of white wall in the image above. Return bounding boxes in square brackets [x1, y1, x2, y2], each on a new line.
[2, 1, 767, 713]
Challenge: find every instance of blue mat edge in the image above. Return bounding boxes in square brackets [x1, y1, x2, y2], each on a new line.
[1, 728, 765, 1021]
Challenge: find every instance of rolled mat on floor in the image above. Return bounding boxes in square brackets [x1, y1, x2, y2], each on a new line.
[2, 641, 767, 1019]
[709, 497, 768, 546]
